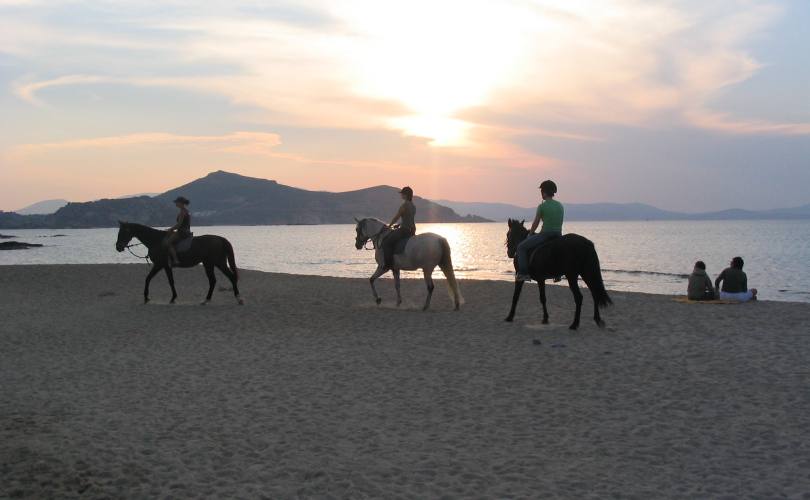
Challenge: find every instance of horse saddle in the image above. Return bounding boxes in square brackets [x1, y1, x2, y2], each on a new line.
[174, 234, 194, 254]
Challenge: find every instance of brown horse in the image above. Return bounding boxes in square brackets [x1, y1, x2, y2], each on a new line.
[115, 222, 242, 305]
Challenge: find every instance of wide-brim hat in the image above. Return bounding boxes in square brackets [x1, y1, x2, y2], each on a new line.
[173, 196, 190, 205]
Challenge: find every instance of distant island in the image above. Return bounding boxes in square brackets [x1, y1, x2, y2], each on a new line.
[435, 200, 810, 222]
[0, 171, 489, 229]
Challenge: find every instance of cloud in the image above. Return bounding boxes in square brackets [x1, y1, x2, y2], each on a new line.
[11, 131, 283, 157]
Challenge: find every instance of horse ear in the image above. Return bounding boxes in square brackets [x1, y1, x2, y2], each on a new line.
[118, 220, 124, 226]
[521, 219, 525, 226]
[354, 217, 360, 223]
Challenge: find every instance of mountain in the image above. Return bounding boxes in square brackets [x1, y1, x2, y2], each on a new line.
[0, 171, 489, 229]
[15, 199, 69, 215]
[436, 200, 810, 222]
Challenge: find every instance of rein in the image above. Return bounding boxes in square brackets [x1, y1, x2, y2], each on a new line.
[363, 225, 391, 250]
[125, 242, 151, 262]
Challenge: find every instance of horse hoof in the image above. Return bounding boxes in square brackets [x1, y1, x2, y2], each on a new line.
[144, 298, 149, 304]
[542, 318, 549, 324]
[375, 298, 382, 305]
[596, 320, 606, 329]
[569, 324, 579, 330]
[200, 301, 210, 306]
[454, 305, 460, 311]
[170, 299, 176, 304]
[505, 316, 514, 322]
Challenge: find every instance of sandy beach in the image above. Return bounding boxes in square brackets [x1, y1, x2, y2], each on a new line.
[1, 264, 809, 498]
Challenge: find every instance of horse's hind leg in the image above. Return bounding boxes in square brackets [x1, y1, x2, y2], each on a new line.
[143, 264, 162, 304]
[392, 269, 402, 306]
[538, 281, 549, 324]
[505, 280, 524, 322]
[422, 268, 435, 311]
[215, 262, 243, 305]
[567, 275, 583, 330]
[165, 267, 178, 303]
[202, 264, 216, 304]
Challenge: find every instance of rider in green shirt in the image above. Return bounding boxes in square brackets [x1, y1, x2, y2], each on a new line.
[516, 180, 564, 281]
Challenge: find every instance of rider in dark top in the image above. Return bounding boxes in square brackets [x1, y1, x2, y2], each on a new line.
[383, 186, 416, 269]
[166, 196, 191, 266]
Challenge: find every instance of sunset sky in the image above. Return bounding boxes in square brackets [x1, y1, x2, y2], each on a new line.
[1, 0, 808, 212]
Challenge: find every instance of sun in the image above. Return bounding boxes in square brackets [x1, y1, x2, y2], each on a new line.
[339, 1, 538, 146]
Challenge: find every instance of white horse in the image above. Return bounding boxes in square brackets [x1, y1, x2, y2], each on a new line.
[354, 217, 462, 311]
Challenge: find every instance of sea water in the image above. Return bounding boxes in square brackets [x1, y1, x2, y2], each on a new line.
[1, 221, 808, 302]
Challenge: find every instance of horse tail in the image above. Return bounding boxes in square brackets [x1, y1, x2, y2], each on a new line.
[224, 239, 238, 281]
[581, 241, 611, 308]
[439, 237, 464, 309]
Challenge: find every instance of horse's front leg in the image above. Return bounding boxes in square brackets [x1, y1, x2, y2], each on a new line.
[143, 264, 162, 304]
[392, 269, 402, 307]
[505, 279, 524, 322]
[422, 267, 435, 311]
[369, 264, 387, 305]
[165, 266, 178, 303]
[538, 281, 549, 324]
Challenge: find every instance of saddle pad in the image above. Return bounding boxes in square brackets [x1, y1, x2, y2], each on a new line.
[175, 236, 193, 254]
[673, 296, 739, 305]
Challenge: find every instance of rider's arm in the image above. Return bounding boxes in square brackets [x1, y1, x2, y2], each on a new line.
[714, 270, 725, 292]
[389, 204, 404, 226]
[528, 206, 542, 234]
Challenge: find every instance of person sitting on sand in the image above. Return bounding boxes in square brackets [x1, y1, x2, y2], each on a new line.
[516, 180, 563, 282]
[715, 256, 758, 302]
[382, 186, 416, 269]
[687, 261, 716, 301]
[165, 196, 191, 266]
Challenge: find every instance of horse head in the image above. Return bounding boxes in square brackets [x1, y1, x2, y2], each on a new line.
[115, 221, 132, 252]
[505, 218, 528, 259]
[354, 217, 369, 249]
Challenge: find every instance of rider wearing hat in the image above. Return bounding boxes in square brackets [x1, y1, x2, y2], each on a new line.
[165, 196, 191, 266]
[516, 180, 564, 281]
[383, 186, 416, 269]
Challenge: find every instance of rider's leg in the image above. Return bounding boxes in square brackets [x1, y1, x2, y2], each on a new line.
[516, 234, 544, 275]
[166, 232, 180, 265]
[383, 229, 404, 269]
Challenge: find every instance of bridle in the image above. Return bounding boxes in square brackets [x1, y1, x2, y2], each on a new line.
[358, 222, 391, 251]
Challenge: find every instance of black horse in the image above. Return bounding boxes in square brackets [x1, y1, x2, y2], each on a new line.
[505, 219, 611, 329]
[115, 222, 242, 305]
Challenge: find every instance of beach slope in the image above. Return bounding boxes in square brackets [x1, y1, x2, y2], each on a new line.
[1, 264, 809, 498]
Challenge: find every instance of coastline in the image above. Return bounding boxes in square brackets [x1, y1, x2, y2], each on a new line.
[2, 264, 809, 497]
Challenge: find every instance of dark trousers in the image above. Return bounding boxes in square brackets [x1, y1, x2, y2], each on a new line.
[383, 227, 415, 268]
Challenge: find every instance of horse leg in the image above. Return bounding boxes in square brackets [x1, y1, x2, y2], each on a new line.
[215, 262, 243, 305]
[505, 280, 524, 322]
[202, 263, 216, 304]
[165, 266, 178, 303]
[538, 281, 549, 324]
[422, 268, 435, 311]
[369, 264, 387, 305]
[143, 264, 162, 304]
[567, 275, 583, 330]
[392, 269, 402, 307]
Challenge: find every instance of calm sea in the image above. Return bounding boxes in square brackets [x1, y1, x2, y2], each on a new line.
[1, 221, 808, 302]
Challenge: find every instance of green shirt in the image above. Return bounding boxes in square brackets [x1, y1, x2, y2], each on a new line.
[537, 199, 564, 233]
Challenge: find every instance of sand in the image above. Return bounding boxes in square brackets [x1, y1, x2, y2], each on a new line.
[1, 264, 809, 498]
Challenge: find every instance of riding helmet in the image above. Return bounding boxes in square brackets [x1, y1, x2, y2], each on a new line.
[399, 186, 413, 196]
[539, 180, 557, 195]
[173, 196, 190, 205]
